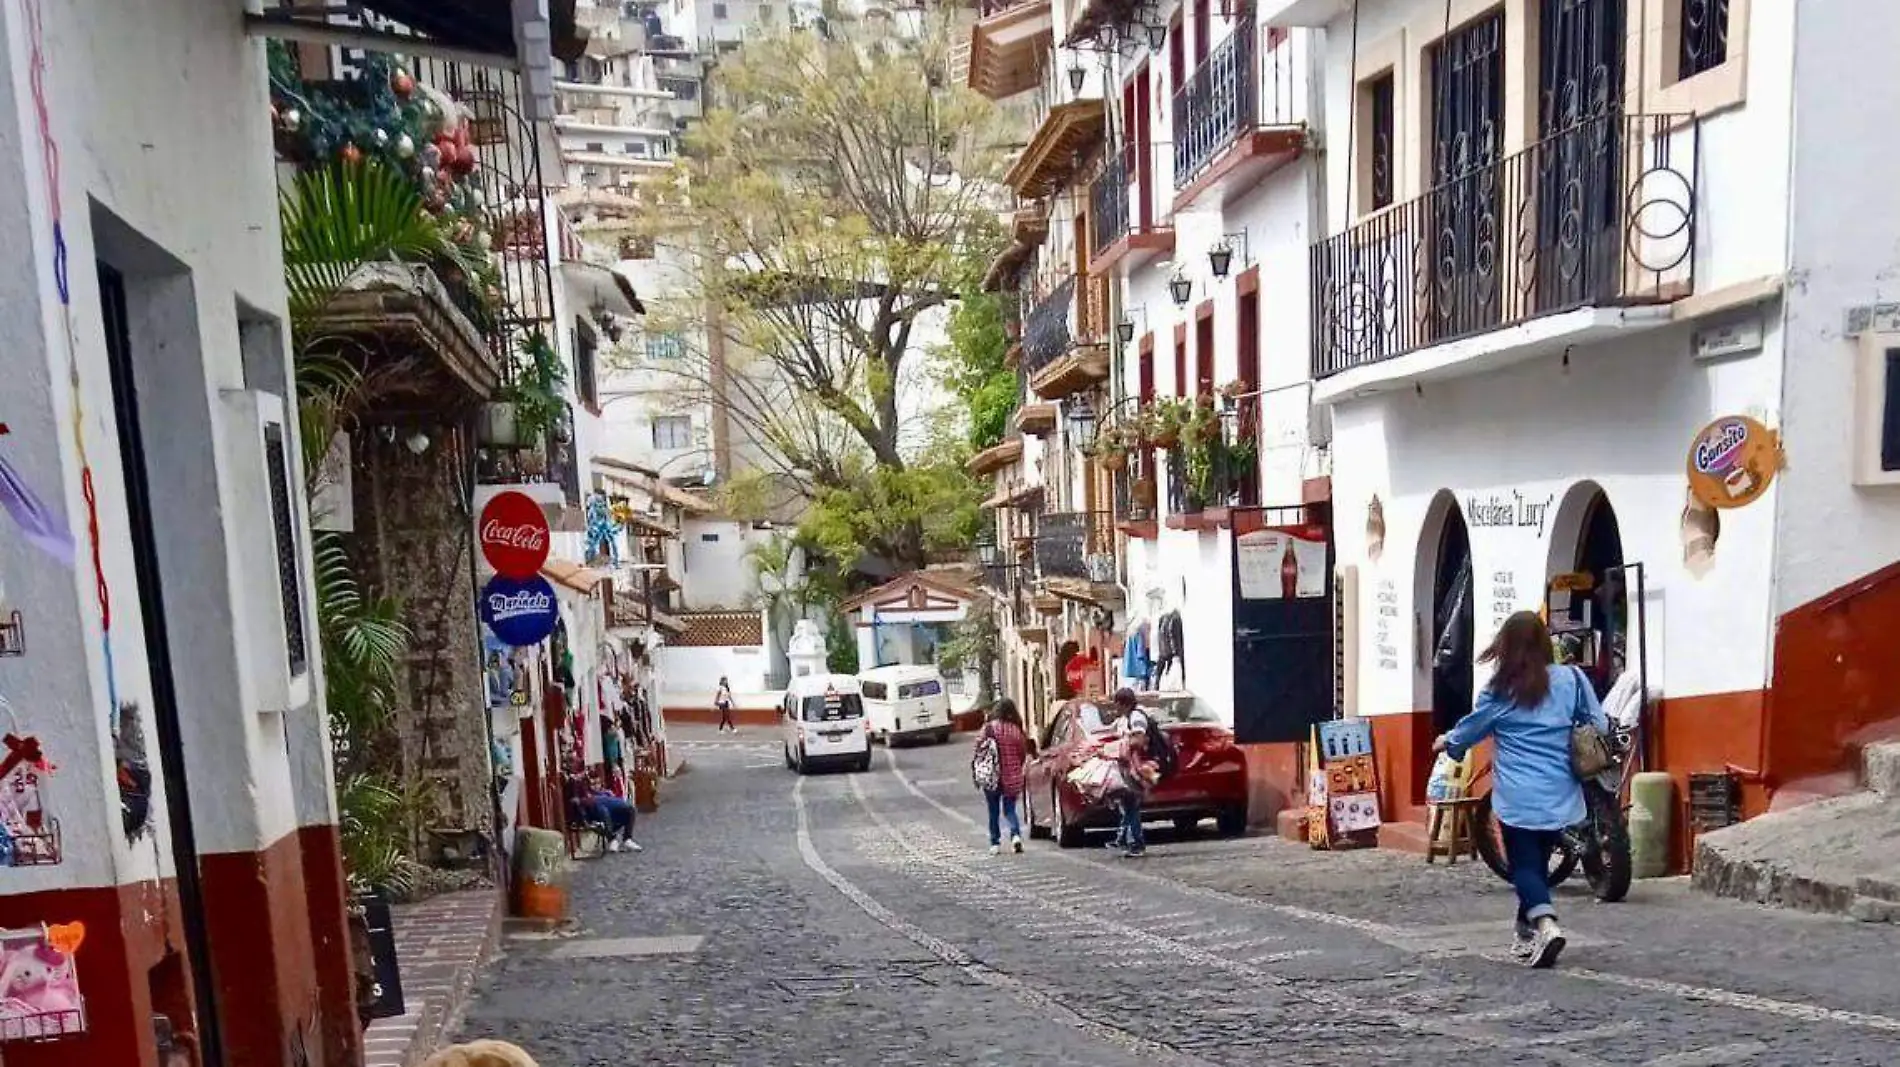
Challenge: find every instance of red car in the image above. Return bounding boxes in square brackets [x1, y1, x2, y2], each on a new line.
[1023, 693, 1249, 847]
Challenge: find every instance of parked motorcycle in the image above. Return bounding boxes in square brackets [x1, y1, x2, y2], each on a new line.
[1472, 710, 1637, 903]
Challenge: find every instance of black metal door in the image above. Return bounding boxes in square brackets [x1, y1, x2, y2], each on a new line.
[1428, 11, 1506, 343]
[1231, 511, 1334, 745]
[1534, 0, 1627, 312]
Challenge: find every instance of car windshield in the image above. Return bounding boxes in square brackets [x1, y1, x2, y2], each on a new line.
[1147, 697, 1222, 724]
[802, 693, 864, 722]
[898, 679, 942, 699]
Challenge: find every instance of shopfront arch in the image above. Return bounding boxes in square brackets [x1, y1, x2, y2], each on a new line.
[1415, 490, 1475, 739]
[1545, 481, 1628, 689]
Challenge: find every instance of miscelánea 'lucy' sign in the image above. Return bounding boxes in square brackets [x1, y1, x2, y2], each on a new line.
[478, 491, 551, 578]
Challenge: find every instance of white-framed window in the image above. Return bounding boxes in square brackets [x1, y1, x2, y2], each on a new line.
[1855, 330, 1900, 487]
[652, 415, 693, 450]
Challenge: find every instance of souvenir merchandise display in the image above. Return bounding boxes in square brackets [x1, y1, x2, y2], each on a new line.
[1305, 719, 1382, 849]
[0, 725, 59, 867]
[0, 923, 85, 1042]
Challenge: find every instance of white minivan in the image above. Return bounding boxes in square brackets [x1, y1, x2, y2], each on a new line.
[781, 674, 873, 774]
[858, 664, 953, 746]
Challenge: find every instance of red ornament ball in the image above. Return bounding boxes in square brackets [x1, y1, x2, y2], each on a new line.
[340, 143, 364, 165]
[393, 70, 416, 97]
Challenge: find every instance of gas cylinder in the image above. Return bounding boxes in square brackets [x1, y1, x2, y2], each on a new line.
[1629, 771, 1675, 879]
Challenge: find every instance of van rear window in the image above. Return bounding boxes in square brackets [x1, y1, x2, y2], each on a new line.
[803, 693, 864, 721]
[898, 680, 942, 699]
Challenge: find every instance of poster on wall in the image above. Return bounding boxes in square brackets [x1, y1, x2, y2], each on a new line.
[0, 923, 86, 1042]
[1237, 527, 1327, 601]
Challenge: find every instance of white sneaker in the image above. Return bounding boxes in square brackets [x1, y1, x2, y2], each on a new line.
[607, 838, 622, 853]
[1010, 835, 1024, 854]
[989, 844, 1001, 856]
[1528, 919, 1566, 969]
[1510, 927, 1536, 962]
[623, 839, 644, 854]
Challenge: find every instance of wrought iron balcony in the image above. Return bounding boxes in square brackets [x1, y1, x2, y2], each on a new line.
[1173, 26, 1302, 192]
[1034, 511, 1117, 582]
[1091, 152, 1132, 258]
[1020, 275, 1076, 380]
[1311, 112, 1699, 380]
[1165, 438, 1248, 520]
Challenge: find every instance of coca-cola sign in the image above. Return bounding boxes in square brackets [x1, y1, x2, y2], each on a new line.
[478, 491, 551, 578]
[479, 575, 560, 647]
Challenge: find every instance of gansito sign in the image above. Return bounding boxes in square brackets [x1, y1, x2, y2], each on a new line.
[480, 575, 560, 647]
[478, 490, 551, 578]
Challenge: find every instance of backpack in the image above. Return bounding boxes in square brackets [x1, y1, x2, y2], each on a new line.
[971, 729, 1002, 792]
[1142, 716, 1178, 781]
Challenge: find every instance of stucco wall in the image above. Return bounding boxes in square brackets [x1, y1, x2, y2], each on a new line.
[1772, 0, 1900, 611]
[1329, 321, 1785, 718]
[0, 0, 314, 892]
[659, 644, 768, 700]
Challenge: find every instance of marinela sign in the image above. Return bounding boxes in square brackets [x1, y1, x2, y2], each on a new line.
[480, 574, 560, 647]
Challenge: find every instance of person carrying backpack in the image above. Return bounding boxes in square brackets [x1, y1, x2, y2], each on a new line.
[972, 699, 1032, 855]
[1111, 688, 1159, 857]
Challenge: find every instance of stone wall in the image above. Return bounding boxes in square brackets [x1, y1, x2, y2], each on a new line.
[355, 431, 493, 840]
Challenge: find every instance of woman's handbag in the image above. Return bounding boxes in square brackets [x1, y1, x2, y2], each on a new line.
[1568, 666, 1612, 779]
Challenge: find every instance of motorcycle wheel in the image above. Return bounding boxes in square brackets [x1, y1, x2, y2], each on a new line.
[1581, 785, 1633, 903]
[1473, 794, 1581, 887]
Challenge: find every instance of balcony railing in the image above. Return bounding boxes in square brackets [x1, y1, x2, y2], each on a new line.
[1113, 457, 1158, 523]
[1021, 275, 1076, 379]
[1034, 511, 1117, 582]
[1166, 438, 1246, 516]
[1173, 26, 1297, 189]
[1091, 152, 1132, 257]
[1311, 112, 1698, 379]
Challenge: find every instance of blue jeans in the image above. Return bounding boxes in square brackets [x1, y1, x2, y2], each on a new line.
[985, 790, 1022, 846]
[1501, 824, 1561, 927]
[1118, 794, 1145, 853]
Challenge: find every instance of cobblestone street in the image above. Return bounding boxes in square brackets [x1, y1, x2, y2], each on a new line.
[458, 731, 1900, 1065]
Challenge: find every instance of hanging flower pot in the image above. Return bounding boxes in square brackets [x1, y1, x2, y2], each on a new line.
[478, 402, 520, 447]
[1095, 449, 1127, 472]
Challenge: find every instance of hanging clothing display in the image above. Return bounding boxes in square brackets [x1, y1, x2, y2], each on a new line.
[1122, 621, 1152, 690]
[1153, 610, 1184, 687]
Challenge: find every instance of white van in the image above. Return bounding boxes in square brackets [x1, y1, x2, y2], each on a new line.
[781, 674, 873, 774]
[858, 664, 953, 746]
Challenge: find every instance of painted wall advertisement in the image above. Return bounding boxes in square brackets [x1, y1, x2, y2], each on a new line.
[1237, 526, 1327, 601]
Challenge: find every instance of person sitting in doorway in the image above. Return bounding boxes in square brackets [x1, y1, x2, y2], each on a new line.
[569, 772, 641, 854]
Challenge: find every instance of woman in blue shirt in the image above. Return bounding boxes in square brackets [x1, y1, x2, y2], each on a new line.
[1434, 611, 1607, 969]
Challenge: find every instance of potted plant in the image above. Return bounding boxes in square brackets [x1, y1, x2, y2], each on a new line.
[1218, 378, 1249, 405]
[1146, 398, 1187, 448]
[492, 329, 567, 448]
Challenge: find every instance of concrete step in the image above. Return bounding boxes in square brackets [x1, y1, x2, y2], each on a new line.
[1693, 790, 1900, 923]
[1864, 740, 1900, 797]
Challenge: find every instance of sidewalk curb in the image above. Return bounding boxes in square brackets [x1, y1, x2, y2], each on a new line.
[363, 888, 504, 1067]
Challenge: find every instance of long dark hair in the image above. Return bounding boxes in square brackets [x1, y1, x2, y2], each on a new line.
[989, 698, 1023, 729]
[1479, 611, 1553, 708]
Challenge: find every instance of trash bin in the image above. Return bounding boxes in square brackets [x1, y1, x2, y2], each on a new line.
[513, 827, 568, 920]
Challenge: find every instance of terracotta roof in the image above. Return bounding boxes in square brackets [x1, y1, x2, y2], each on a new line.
[542, 558, 610, 596]
[671, 610, 764, 647]
[837, 570, 979, 614]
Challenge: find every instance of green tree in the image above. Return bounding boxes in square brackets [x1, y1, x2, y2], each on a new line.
[936, 594, 999, 709]
[938, 253, 1018, 453]
[626, 15, 1008, 571]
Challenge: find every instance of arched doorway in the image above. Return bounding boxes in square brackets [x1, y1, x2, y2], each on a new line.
[1428, 504, 1476, 739]
[1421, 493, 1474, 740]
[1549, 484, 1627, 691]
